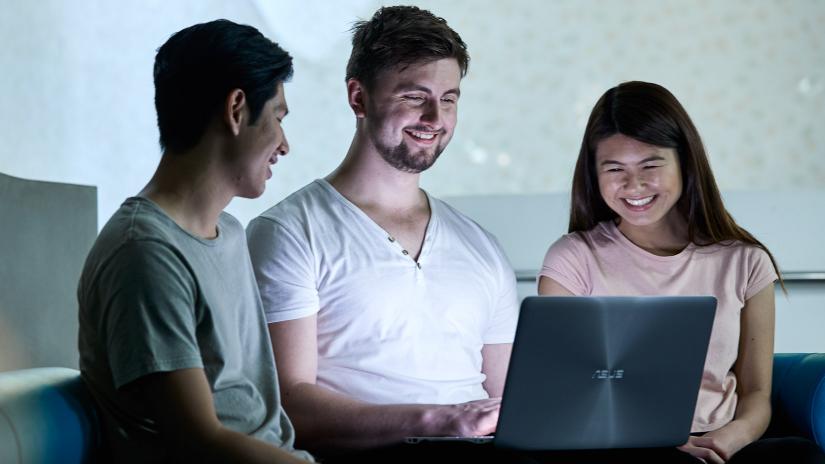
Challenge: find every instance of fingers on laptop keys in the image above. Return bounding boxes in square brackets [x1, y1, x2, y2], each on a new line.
[461, 397, 500, 411]
[444, 398, 500, 436]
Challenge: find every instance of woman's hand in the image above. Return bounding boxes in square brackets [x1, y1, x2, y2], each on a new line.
[678, 424, 751, 463]
[679, 435, 724, 464]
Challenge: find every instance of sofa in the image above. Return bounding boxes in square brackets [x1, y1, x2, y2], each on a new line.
[1, 354, 823, 463]
[0, 368, 102, 464]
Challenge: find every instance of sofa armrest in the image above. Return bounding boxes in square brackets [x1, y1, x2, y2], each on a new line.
[769, 353, 825, 447]
[0, 367, 101, 464]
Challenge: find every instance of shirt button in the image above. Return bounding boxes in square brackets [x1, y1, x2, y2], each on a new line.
[402, 250, 409, 255]
[388, 236, 395, 242]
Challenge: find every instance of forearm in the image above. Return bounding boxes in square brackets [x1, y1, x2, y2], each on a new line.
[284, 382, 454, 451]
[192, 427, 308, 464]
[186, 427, 311, 464]
[726, 284, 775, 444]
[727, 390, 771, 441]
[683, 391, 772, 462]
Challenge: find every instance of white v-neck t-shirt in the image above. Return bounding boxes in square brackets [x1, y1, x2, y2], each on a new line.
[247, 179, 519, 405]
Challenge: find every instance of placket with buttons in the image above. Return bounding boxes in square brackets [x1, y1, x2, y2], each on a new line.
[388, 235, 423, 272]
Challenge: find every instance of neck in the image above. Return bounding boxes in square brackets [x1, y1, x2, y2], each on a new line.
[139, 148, 233, 239]
[326, 132, 427, 213]
[616, 212, 690, 256]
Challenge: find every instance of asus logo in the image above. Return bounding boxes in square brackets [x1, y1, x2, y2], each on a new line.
[592, 369, 624, 379]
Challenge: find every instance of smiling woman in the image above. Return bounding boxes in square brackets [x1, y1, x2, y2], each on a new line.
[538, 81, 825, 463]
[594, 135, 685, 254]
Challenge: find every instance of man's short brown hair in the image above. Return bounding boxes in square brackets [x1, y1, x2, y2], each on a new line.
[345, 5, 469, 89]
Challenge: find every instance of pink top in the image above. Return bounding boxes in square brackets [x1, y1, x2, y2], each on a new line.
[539, 220, 777, 432]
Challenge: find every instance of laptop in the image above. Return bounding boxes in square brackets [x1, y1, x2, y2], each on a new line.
[407, 295, 717, 451]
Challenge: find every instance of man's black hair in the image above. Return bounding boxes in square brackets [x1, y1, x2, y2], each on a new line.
[154, 19, 293, 153]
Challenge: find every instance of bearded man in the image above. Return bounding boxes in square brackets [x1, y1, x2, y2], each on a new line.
[246, 6, 518, 460]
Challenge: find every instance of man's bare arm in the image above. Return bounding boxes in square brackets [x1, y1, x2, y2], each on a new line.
[126, 368, 310, 464]
[269, 316, 500, 452]
[481, 343, 511, 398]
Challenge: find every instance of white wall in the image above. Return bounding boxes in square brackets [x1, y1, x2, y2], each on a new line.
[0, 1, 822, 356]
[1, 0, 823, 229]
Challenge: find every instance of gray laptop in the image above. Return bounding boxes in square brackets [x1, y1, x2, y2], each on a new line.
[493, 295, 716, 450]
[406, 295, 716, 450]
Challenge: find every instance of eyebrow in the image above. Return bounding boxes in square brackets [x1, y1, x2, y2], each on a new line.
[393, 83, 461, 98]
[600, 155, 667, 166]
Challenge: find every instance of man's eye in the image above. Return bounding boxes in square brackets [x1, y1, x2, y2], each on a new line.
[643, 165, 661, 170]
[403, 95, 425, 102]
[606, 167, 623, 172]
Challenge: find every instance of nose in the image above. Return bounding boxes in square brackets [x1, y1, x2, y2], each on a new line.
[278, 133, 289, 156]
[622, 171, 645, 192]
[419, 98, 440, 126]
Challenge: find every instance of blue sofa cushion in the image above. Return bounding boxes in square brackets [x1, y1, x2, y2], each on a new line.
[0, 368, 102, 464]
[769, 353, 825, 446]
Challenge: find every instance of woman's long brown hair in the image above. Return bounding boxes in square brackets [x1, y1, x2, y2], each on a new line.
[569, 81, 785, 291]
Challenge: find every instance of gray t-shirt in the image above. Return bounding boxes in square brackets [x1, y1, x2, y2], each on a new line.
[78, 197, 311, 462]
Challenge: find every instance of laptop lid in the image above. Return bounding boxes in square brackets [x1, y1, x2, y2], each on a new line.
[494, 296, 717, 451]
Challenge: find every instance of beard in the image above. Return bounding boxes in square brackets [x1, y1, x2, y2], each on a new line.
[376, 133, 447, 174]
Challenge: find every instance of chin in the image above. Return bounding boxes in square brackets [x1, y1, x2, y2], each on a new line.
[238, 185, 266, 199]
[620, 215, 666, 228]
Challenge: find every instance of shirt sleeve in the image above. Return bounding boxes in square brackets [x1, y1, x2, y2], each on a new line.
[246, 216, 319, 323]
[97, 240, 203, 389]
[744, 246, 779, 300]
[538, 233, 591, 295]
[482, 235, 520, 345]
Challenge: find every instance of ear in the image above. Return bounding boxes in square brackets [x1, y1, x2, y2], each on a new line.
[224, 88, 247, 136]
[347, 79, 367, 119]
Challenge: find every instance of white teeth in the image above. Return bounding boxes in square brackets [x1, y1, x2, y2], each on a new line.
[625, 196, 654, 206]
[409, 130, 435, 140]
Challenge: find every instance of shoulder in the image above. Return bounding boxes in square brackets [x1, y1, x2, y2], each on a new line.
[81, 234, 196, 309]
[541, 224, 615, 275]
[695, 240, 778, 292]
[431, 196, 500, 245]
[540, 227, 606, 296]
[218, 211, 243, 234]
[430, 197, 516, 273]
[254, 180, 330, 223]
[246, 183, 335, 261]
[696, 240, 773, 265]
[110, 237, 191, 277]
[545, 223, 610, 258]
[548, 230, 588, 254]
[87, 198, 186, 272]
[249, 180, 334, 235]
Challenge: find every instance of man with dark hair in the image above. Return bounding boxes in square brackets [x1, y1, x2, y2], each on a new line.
[247, 6, 519, 460]
[78, 19, 312, 463]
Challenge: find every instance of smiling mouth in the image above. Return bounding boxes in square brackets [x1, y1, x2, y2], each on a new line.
[623, 195, 656, 207]
[405, 129, 438, 142]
